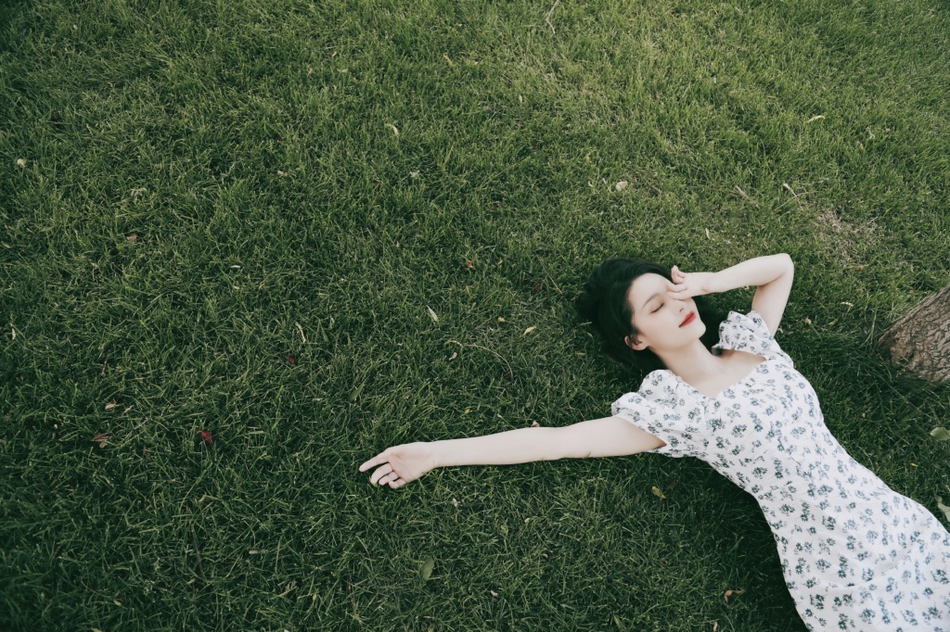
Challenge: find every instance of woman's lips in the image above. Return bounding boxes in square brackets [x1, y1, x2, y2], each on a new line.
[680, 312, 696, 327]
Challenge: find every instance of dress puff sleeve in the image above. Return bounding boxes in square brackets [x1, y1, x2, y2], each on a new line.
[713, 310, 793, 365]
[611, 370, 704, 459]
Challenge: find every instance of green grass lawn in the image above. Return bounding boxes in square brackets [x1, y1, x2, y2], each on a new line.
[2, 0, 949, 629]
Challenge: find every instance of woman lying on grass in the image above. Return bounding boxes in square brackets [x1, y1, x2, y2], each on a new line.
[361, 254, 950, 631]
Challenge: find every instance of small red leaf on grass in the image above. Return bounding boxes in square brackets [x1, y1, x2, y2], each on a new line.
[198, 430, 213, 445]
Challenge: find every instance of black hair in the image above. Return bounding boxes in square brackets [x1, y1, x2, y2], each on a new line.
[576, 258, 722, 372]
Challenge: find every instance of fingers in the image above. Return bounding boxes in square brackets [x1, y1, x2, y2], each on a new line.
[371, 465, 406, 488]
[359, 449, 391, 472]
[668, 279, 689, 295]
[369, 463, 394, 485]
[382, 472, 402, 486]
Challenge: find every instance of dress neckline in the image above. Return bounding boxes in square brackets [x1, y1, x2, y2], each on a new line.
[669, 355, 767, 401]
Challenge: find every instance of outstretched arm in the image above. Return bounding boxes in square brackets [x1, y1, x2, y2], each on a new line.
[669, 253, 794, 335]
[359, 416, 664, 488]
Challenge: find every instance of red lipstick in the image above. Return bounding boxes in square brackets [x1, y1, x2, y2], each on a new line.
[680, 312, 696, 327]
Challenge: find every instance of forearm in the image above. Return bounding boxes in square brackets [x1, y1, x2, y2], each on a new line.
[431, 426, 568, 468]
[713, 254, 794, 293]
[431, 416, 663, 469]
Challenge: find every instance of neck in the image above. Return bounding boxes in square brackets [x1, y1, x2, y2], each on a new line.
[654, 341, 720, 384]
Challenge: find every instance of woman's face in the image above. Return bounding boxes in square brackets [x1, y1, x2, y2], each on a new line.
[625, 273, 705, 352]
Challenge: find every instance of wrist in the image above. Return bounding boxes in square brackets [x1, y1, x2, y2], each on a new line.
[708, 270, 728, 294]
[426, 441, 444, 470]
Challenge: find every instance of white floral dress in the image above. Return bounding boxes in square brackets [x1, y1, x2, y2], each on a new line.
[612, 311, 950, 631]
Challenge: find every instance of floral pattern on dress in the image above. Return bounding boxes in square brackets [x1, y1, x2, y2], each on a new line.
[612, 310, 950, 631]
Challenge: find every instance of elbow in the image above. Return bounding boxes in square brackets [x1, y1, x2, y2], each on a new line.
[553, 425, 585, 460]
[776, 253, 794, 277]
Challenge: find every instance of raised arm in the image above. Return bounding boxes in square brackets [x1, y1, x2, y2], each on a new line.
[669, 253, 794, 335]
[359, 416, 664, 488]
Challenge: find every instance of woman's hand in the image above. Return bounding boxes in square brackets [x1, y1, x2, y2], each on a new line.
[360, 442, 437, 489]
[669, 265, 720, 299]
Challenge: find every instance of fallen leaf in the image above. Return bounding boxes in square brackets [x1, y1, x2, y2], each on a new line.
[930, 427, 950, 442]
[522, 326, 537, 336]
[420, 557, 435, 581]
[92, 434, 111, 448]
[724, 589, 743, 603]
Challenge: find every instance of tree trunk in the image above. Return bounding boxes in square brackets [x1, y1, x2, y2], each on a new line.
[879, 283, 950, 382]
